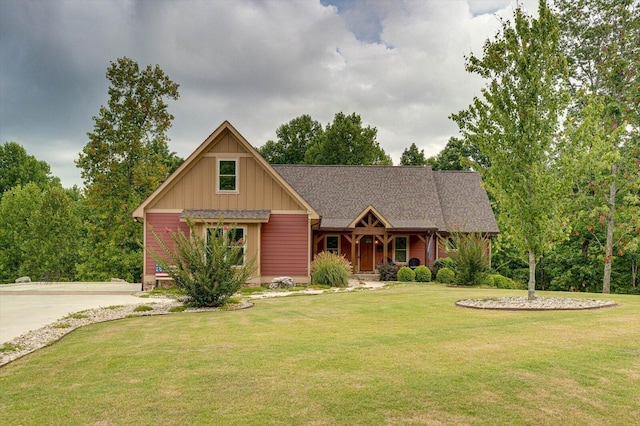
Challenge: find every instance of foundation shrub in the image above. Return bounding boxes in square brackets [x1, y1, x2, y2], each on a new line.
[310, 251, 352, 287]
[414, 265, 432, 282]
[436, 267, 456, 284]
[397, 266, 415, 282]
[443, 232, 490, 286]
[148, 218, 256, 308]
[378, 263, 399, 281]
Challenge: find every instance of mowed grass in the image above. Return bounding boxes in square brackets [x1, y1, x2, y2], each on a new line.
[1, 285, 639, 425]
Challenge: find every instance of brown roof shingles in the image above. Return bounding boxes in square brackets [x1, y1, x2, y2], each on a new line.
[273, 165, 497, 234]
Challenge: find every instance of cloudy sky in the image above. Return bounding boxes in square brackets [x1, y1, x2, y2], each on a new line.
[1, 0, 538, 188]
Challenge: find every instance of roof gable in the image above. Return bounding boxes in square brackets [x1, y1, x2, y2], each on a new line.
[132, 121, 318, 219]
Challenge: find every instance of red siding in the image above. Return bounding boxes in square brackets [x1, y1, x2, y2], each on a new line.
[261, 214, 308, 276]
[409, 236, 426, 266]
[145, 213, 190, 277]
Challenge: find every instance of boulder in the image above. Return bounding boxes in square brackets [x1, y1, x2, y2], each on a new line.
[15, 276, 31, 283]
[269, 276, 295, 289]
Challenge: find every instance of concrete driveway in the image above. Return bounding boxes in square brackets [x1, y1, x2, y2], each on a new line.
[0, 282, 153, 343]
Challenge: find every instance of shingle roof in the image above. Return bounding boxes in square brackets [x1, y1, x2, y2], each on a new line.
[273, 165, 498, 233]
[432, 171, 500, 233]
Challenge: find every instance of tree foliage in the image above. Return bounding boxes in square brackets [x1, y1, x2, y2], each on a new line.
[0, 183, 82, 282]
[451, 0, 570, 299]
[261, 112, 392, 165]
[76, 57, 182, 282]
[400, 143, 427, 166]
[259, 114, 322, 164]
[0, 142, 58, 196]
[307, 112, 392, 165]
[426, 137, 489, 171]
[555, 0, 640, 293]
[148, 219, 256, 307]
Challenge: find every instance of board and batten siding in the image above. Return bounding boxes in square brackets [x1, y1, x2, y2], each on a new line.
[146, 129, 306, 212]
[143, 213, 190, 287]
[261, 214, 309, 278]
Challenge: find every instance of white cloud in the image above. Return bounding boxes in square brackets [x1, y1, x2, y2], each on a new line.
[0, 0, 540, 187]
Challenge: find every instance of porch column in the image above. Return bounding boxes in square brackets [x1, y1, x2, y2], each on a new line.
[351, 230, 357, 273]
[382, 233, 388, 264]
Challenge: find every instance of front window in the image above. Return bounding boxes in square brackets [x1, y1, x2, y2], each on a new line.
[218, 159, 237, 192]
[326, 235, 339, 254]
[394, 236, 408, 263]
[206, 225, 246, 266]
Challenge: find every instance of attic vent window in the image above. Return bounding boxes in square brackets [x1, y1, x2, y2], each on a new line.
[218, 159, 238, 192]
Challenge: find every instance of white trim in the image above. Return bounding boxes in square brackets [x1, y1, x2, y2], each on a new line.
[216, 158, 239, 194]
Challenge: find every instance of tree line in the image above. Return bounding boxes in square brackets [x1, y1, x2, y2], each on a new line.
[1, 0, 638, 295]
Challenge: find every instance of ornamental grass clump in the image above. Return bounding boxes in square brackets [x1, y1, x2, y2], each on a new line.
[310, 251, 352, 287]
[148, 218, 256, 308]
[442, 232, 490, 286]
[397, 266, 415, 282]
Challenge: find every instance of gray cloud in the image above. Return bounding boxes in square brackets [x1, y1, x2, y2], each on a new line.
[0, 0, 538, 188]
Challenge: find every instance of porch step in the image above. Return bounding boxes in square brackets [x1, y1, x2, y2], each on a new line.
[350, 274, 380, 281]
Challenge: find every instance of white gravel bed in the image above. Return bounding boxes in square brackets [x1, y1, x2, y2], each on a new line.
[0, 300, 251, 367]
[456, 296, 617, 310]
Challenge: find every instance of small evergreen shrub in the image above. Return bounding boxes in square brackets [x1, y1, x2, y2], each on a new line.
[168, 305, 187, 312]
[414, 265, 432, 282]
[133, 305, 153, 312]
[488, 273, 520, 289]
[378, 263, 399, 281]
[310, 251, 352, 287]
[397, 266, 415, 282]
[436, 267, 456, 284]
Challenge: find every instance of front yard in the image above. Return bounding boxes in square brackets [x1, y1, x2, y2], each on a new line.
[1, 284, 639, 425]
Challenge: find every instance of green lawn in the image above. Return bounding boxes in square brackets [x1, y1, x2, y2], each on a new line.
[1, 284, 639, 425]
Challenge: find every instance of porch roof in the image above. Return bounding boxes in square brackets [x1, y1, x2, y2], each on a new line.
[180, 209, 271, 223]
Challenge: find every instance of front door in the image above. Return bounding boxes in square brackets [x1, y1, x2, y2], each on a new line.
[359, 237, 374, 272]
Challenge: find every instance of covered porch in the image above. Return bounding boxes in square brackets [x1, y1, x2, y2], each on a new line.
[311, 210, 441, 273]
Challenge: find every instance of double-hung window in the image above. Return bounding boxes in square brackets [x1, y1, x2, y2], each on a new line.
[206, 226, 246, 266]
[394, 236, 408, 263]
[218, 159, 237, 192]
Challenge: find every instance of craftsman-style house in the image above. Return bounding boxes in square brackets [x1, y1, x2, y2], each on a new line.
[133, 121, 498, 289]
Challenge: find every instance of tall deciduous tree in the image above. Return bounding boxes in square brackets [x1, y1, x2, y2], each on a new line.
[258, 114, 322, 164]
[556, 0, 640, 293]
[0, 183, 81, 282]
[400, 143, 427, 166]
[426, 137, 490, 171]
[76, 57, 181, 282]
[305, 112, 392, 165]
[450, 0, 570, 300]
[0, 142, 58, 196]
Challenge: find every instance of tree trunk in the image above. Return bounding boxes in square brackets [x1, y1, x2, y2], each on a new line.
[603, 167, 617, 294]
[528, 249, 537, 300]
